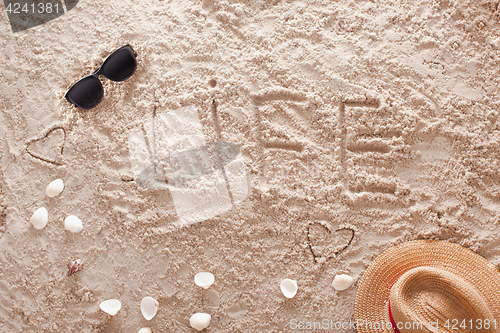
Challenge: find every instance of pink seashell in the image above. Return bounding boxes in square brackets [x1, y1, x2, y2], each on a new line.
[67, 259, 83, 276]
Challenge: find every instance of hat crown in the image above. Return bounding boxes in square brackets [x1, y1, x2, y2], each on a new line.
[389, 266, 495, 333]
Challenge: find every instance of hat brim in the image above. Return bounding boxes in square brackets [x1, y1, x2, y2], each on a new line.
[354, 240, 500, 333]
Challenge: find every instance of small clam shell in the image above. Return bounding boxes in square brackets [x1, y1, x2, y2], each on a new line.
[99, 299, 121, 315]
[190, 313, 211, 331]
[280, 279, 298, 298]
[194, 272, 215, 289]
[67, 258, 83, 276]
[332, 274, 353, 291]
[138, 328, 152, 333]
[64, 215, 83, 233]
[30, 207, 48, 230]
[141, 296, 159, 320]
[46, 179, 64, 197]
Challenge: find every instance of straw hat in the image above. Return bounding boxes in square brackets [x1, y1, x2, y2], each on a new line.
[354, 240, 500, 333]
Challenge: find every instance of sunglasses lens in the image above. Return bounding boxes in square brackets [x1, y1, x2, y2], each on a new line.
[67, 76, 104, 109]
[101, 48, 137, 82]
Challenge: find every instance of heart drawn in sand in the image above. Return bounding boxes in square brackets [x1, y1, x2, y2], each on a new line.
[26, 127, 65, 165]
[307, 221, 355, 263]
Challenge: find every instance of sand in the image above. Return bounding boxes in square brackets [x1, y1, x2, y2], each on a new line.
[1, 0, 500, 332]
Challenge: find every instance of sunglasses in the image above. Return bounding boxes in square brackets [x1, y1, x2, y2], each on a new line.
[65, 44, 137, 109]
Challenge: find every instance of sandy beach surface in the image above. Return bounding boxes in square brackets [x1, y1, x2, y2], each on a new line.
[1, 0, 500, 332]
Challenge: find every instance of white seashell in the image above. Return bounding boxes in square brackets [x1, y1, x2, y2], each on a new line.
[138, 328, 152, 333]
[141, 296, 159, 320]
[30, 207, 48, 230]
[64, 215, 83, 233]
[332, 274, 354, 291]
[280, 279, 298, 298]
[194, 272, 215, 289]
[190, 313, 211, 331]
[99, 299, 121, 315]
[46, 179, 64, 197]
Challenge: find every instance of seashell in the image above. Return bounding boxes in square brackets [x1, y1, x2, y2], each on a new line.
[194, 272, 215, 289]
[138, 328, 152, 333]
[99, 299, 121, 315]
[30, 207, 48, 230]
[141, 296, 159, 320]
[67, 258, 83, 276]
[46, 179, 64, 197]
[64, 215, 83, 233]
[190, 313, 211, 331]
[280, 279, 298, 298]
[332, 274, 353, 291]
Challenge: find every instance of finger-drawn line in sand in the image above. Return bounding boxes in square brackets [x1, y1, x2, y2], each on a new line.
[25, 126, 66, 166]
[338, 101, 348, 187]
[347, 139, 391, 154]
[251, 101, 275, 190]
[0, 167, 6, 237]
[406, 82, 442, 117]
[211, 99, 235, 205]
[342, 97, 380, 108]
[263, 141, 304, 152]
[252, 88, 307, 105]
[306, 221, 355, 264]
[0, 193, 5, 236]
[128, 104, 249, 227]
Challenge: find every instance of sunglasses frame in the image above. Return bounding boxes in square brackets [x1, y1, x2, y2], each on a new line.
[65, 44, 138, 109]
